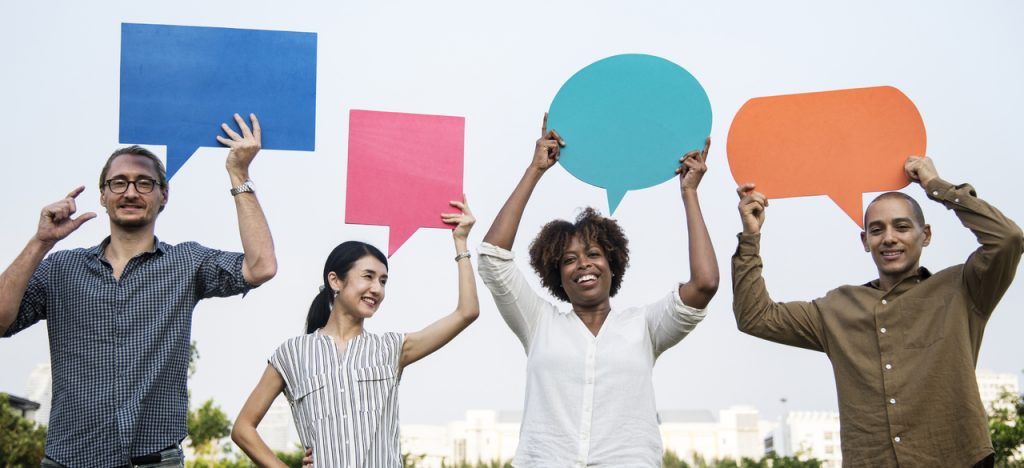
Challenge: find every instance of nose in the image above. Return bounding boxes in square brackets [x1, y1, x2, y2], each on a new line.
[881, 228, 897, 244]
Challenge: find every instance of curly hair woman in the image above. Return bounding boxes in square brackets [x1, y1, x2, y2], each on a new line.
[478, 114, 719, 467]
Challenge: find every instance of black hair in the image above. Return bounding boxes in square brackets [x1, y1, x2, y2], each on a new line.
[528, 207, 630, 302]
[305, 241, 388, 333]
[864, 192, 926, 228]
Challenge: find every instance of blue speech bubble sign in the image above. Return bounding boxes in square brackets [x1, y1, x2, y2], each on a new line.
[547, 54, 712, 213]
[119, 23, 317, 179]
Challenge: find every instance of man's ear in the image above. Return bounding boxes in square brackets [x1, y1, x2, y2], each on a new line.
[922, 224, 932, 247]
[860, 231, 870, 252]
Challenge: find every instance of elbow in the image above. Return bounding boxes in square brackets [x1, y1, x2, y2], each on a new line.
[248, 260, 278, 286]
[460, 305, 481, 324]
[695, 277, 720, 298]
[231, 421, 253, 449]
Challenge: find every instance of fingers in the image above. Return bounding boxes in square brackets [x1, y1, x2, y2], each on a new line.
[700, 137, 711, 162]
[71, 212, 98, 229]
[220, 122, 242, 141]
[66, 186, 86, 200]
[736, 183, 756, 199]
[233, 113, 253, 138]
[215, 135, 231, 146]
[542, 112, 548, 137]
[550, 129, 565, 146]
[448, 194, 473, 214]
[249, 113, 261, 142]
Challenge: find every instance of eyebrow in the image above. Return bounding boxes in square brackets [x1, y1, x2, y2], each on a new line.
[867, 217, 915, 228]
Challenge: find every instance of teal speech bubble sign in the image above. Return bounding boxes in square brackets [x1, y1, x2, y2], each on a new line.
[547, 54, 712, 213]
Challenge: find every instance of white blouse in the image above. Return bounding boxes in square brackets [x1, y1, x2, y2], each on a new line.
[270, 329, 404, 467]
[478, 242, 707, 467]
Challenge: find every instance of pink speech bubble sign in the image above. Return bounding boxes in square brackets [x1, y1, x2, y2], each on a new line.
[346, 109, 465, 256]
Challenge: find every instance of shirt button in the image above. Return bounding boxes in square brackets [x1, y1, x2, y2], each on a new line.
[894, 436, 902, 443]
[885, 364, 892, 370]
[954, 198, 959, 203]
[932, 191, 939, 196]
[881, 299, 887, 305]
[880, 327, 887, 334]
[889, 398, 896, 405]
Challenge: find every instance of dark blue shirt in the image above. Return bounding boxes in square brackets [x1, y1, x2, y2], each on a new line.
[3, 237, 254, 467]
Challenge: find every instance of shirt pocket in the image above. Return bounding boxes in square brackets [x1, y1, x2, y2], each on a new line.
[899, 297, 949, 349]
[352, 364, 396, 412]
[290, 373, 332, 422]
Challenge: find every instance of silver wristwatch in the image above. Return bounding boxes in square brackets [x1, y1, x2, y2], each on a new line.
[230, 179, 256, 196]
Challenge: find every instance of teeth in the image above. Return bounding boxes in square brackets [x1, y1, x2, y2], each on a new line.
[576, 274, 596, 283]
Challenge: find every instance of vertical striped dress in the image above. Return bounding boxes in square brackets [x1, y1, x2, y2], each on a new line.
[270, 329, 404, 467]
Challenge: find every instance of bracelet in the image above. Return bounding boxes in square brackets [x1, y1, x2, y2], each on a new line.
[454, 251, 471, 262]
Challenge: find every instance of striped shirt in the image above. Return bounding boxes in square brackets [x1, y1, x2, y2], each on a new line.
[270, 329, 405, 467]
[2, 237, 253, 467]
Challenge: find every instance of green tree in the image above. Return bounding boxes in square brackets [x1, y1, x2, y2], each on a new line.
[990, 389, 1024, 466]
[0, 393, 47, 467]
[187, 398, 232, 457]
[663, 449, 692, 467]
[661, 451, 821, 468]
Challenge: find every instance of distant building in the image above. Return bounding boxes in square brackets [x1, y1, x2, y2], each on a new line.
[976, 369, 1021, 413]
[660, 406, 774, 463]
[402, 407, 778, 467]
[5, 393, 41, 421]
[767, 411, 841, 468]
[259, 395, 302, 452]
[24, 362, 52, 426]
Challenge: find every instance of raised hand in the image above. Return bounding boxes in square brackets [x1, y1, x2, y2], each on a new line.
[736, 183, 768, 235]
[904, 155, 938, 188]
[37, 186, 96, 245]
[217, 113, 262, 174]
[677, 137, 711, 192]
[442, 194, 476, 241]
[532, 112, 565, 172]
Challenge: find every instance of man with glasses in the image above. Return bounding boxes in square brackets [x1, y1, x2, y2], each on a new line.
[0, 113, 277, 467]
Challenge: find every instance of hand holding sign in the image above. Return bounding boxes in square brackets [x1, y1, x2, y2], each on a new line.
[546, 54, 712, 213]
[346, 110, 465, 256]
[119, 23, 316, 179]
[727, 86, 926, 228]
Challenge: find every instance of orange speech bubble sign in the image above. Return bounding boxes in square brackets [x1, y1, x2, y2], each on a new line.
[727, 86, 926, 228]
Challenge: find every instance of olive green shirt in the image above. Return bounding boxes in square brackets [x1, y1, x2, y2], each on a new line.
[732, 178, 1023, 467]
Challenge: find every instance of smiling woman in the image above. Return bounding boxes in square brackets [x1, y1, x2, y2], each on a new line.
[230, 197, 480, 467]
[478, 114, 719, 467]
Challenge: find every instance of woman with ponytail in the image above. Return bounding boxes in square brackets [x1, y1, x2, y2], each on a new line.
[231, 197, 480, 467]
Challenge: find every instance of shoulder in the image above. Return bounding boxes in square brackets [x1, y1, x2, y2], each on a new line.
[362, 331, 405, 349]
[272, 333, 322, 359]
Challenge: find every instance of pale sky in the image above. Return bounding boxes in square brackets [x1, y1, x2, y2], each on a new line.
[1, 1, 1022, 427]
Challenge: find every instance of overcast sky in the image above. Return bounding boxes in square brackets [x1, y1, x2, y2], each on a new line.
[1, 1, 1022, 425]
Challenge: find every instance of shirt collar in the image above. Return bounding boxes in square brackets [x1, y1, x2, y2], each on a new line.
[864, 266, 933, 289]
[90, 236, 166, 259]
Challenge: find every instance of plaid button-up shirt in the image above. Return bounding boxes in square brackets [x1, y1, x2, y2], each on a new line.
[3, 237, 254, 467]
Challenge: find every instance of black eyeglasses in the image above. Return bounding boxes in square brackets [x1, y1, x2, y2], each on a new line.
[104, 178, 161, 194]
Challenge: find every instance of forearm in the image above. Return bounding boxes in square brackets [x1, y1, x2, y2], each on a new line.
[927, 178, 1024, 253]
[0, 238, 52, 333]
[454, 238, 480, 323]
[927, 178, 1024, 313]
[731, 234, 825, 351]
[231, 422, 287, 468]
[231, 182, 277, 286]
[482, 167, 544, 249]
[680, 189, 719, 307]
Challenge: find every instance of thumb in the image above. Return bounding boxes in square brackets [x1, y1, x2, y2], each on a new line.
[71, 212, 98, 229]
